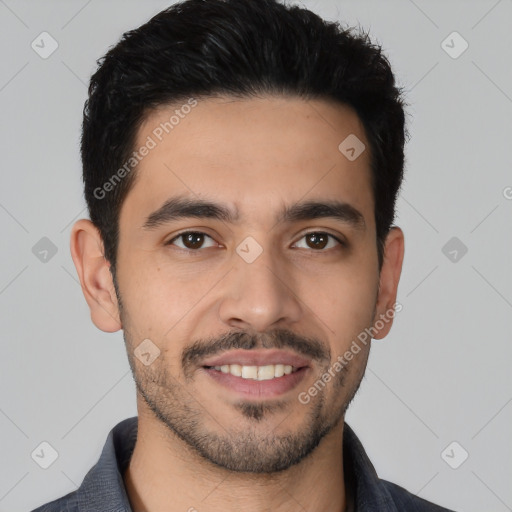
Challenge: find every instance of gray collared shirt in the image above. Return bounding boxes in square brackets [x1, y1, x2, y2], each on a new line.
[31, 416, 455, 512]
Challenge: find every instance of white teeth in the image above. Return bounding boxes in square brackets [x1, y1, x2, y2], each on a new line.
[274, 364, 285, 377]
[230, 364, 242, 377]
[241, 366, 258, 379]
[257, 365, 275, 381]
[211, 364, 298, 380]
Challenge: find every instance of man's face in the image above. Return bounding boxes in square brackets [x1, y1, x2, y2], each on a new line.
[115, 96, 382, 472]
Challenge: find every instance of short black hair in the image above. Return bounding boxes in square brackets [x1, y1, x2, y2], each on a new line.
[81, 0, 407, 284]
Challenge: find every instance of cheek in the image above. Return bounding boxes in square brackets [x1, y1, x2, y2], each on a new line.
[300, 263, 377, 333]
[119, 253, 223, 338]
[116, 256, 181, 332]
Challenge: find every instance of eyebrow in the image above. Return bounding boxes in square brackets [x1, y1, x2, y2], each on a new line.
[142, 196, 366, 232]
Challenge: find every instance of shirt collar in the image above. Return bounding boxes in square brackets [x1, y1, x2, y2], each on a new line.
[343, 422, 399, 511]
[74, 416, 399, 512]
[76, 416, 137, 512]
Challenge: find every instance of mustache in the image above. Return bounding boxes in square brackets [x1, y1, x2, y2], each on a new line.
[181, 328, 330, 371]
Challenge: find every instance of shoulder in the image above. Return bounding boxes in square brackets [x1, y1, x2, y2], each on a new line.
[381, 479, 456, 512]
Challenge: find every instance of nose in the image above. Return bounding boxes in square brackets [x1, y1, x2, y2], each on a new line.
[217, 240, 303, 332]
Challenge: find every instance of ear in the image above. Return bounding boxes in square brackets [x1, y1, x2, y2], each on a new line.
[70, 219, 122, 332]
[372, 226, 404, 340]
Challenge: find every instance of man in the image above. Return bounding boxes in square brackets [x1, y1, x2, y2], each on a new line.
[32, 0, 455, 510]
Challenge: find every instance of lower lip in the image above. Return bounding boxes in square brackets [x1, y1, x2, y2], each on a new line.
[202, 367, 309, 398]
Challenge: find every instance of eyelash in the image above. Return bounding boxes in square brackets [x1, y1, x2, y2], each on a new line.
[165, 230, 346, 252]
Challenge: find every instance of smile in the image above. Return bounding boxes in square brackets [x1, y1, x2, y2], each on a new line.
[205, 364, 299, 380]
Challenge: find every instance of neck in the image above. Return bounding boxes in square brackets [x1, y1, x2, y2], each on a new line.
[124, 411, 347, 512]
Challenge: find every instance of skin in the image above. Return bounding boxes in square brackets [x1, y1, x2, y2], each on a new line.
[70, 95, 404, 512]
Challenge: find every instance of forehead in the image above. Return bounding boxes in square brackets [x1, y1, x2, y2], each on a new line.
[120, 95, 374, 230]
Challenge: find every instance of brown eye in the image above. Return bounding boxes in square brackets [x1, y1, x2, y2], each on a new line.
[294, 232, 343, 251]
[306, 233, 328, 249]
[167, 231, 216, 250]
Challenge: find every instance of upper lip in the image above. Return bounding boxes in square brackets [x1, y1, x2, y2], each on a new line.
[201, 349, 311, 368]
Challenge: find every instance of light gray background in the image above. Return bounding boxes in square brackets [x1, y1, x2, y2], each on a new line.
[0, 1, 510, 511]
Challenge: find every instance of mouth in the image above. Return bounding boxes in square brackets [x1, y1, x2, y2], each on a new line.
[200, 350, 311, 398]
[203, 363, 302, 380]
